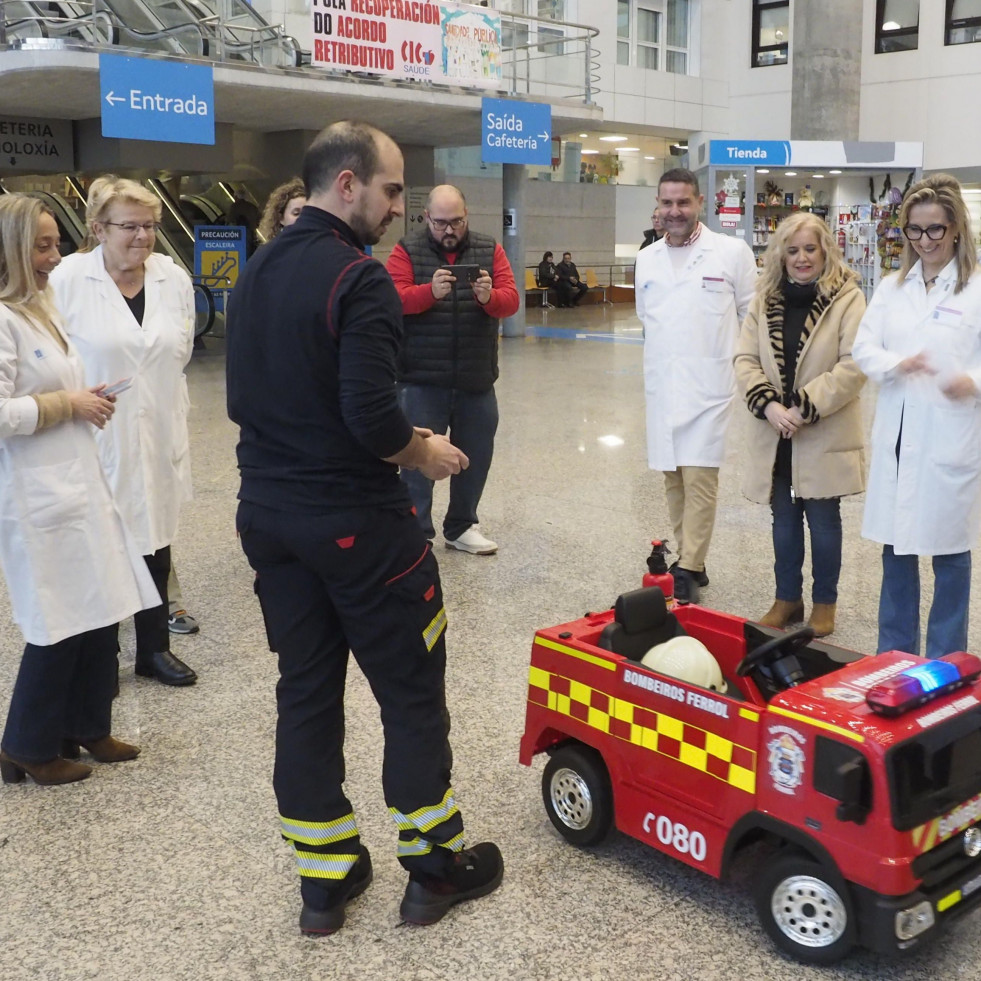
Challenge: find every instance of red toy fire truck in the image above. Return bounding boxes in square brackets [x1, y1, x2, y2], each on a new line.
[519, 581, 981, 964]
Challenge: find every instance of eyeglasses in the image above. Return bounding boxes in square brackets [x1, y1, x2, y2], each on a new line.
[902, 223, 949, 242]
[428, 216, 466, 231]
[103, 221, 160, 234]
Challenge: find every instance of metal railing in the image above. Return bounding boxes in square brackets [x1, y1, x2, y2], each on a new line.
[526, 264, 636, 291]
[0, 1, 596, 104]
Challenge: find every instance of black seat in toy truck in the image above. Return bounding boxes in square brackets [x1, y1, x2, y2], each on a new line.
[597, 587, 687, 661]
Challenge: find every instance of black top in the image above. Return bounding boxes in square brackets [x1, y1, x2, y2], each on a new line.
[537, 260, 557, 287]
[123, 287, 145, 326]
[556, 260, 580, 284]
[775, 279, 818, 478]
[226, 207, 413, 513]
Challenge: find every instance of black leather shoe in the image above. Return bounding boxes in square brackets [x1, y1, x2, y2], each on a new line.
[299, 846, 373, 936]
[672, 569, 701, 606]
[400, 842, 504, 925]
[135, 651, 197, 686]
[669, 561, 709, 588]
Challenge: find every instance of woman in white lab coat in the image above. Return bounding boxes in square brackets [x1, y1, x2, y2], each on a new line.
[51, 177, 197, 686]
[0, 195, 158, 785]
[852, 173, 981, 659]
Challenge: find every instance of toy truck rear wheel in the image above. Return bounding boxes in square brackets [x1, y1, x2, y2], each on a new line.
[754, 852, 856, 965]
[542, 744, 613, 846]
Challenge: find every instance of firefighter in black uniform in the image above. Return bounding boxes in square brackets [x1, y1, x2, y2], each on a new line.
[226, 121, 503, 935]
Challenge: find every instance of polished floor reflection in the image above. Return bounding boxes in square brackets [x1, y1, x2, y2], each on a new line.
[1, 302, 978, 980]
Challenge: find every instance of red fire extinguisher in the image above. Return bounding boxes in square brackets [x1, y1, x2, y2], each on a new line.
[837, 227, 846, 250]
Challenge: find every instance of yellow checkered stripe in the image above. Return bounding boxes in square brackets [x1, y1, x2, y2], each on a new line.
[423, 607, 448, 652]
[279, 812, 358, 846]
[390, 787, 459, 833]
[528, 664, 757, 793]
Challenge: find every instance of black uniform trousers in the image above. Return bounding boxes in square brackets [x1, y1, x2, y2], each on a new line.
[236, 499, 464, 890]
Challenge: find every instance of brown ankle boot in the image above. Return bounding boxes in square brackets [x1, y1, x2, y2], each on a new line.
[62, 736, 140, 763]
[0, 751, 92, 786]
[759, 599, 805, 629]
[808, 603, 836, 638]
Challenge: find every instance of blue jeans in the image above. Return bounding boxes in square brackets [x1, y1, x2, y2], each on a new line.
[1, 625, 117, 763]
[770, 474, 842, 604]
[878, 545, 971, 659]
[397, 384, 499, 541]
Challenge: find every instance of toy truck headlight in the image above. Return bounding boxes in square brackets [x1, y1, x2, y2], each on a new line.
[895, 901, 934, 941]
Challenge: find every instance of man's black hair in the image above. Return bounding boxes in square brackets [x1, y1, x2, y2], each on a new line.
[302, 121, 386, 197]
[658, 167, 699, 194]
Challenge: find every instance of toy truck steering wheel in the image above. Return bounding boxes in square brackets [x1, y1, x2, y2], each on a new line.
[737, 625, 816, 677]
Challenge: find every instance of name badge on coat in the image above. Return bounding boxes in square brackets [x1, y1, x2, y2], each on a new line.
[701, 276, 728, 293]
[932, 305, 963, 327]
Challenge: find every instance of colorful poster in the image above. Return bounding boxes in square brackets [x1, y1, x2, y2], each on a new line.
[310, 0, 501, 90]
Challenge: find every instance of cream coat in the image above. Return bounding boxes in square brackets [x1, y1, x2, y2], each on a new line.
[50, 248, 194, 555]
[0, 305, 159, 646]
[636, 224, 758, 470]
[853, 260, 981, 556]
[734, 278, 868, 503]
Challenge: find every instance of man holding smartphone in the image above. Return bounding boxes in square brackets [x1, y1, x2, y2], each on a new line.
[386, 184, 519, 555]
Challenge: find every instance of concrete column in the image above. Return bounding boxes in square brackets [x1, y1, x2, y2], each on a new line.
[501, 162, 525, 338]
[790, 1, 861, 141]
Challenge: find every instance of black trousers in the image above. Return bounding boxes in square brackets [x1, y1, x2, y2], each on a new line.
[1, 624, 117, 763]
[132, 546, 171, 656]
[236, 500, 464, 889]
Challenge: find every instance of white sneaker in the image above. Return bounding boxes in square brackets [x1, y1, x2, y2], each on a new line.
[445, 525, 498, 555]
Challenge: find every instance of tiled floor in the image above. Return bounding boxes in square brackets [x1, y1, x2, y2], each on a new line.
[2, 302, 981, 980]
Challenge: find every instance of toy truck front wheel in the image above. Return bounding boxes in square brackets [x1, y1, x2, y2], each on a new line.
[754, 852, 857, 965]
[542, 744, 613, 847]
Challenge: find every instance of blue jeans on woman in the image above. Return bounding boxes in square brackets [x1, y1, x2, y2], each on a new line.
[878, 545, 971, 659]
[397, 383, 499, 541]
[770, 473, 842, 604]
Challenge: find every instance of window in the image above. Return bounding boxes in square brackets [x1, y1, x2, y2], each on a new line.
[617, 0, 689, 73]
[875, 0, 919, 53]
[946, 0, 981, 44]
[752, 0, 789, 67]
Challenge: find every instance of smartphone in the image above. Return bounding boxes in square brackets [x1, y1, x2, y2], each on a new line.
[101, 377, 133, 397]
[440, 264, 481, 284]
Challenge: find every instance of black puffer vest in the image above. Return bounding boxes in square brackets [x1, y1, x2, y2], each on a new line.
[398, 229, 499, 392]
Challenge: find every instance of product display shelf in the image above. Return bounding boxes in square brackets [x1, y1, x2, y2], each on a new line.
[841, 220, 881, 300]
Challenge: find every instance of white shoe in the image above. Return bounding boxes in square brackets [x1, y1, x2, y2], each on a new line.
[445, 525, 498, 555]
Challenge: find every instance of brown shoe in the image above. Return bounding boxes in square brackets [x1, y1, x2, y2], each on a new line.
[759, 599, 805, 629]
[0, 751, 92, 786]
[808, 603, 836, 638]
[62, 737, 140, 763]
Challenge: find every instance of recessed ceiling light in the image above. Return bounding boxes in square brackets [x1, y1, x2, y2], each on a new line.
[579, 133, 588, 138]
[812, 174, 825, 178]
[581, 149, 599, 155]
[644, 155, 656, 160]
[616, 147, 640, 152]
[758, 168, 770, 174]
[785, 171, 797, 176]
[600, 135, 628, 142]
[829, 169, 842, 174]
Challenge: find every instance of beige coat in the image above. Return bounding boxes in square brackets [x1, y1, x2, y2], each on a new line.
[734, 278, 868, 503]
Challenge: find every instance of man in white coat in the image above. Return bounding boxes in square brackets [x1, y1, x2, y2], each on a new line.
[636, 168, 758, 603]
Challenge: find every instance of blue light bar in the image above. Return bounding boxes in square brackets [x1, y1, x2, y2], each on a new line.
[904, 661, 960, 693]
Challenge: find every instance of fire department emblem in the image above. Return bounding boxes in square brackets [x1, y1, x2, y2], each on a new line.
[767, 726, 806, 796]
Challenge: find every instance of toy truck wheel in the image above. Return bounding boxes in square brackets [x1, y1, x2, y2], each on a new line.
[755, 853, 856, 965]
[542, 744, 613, 846]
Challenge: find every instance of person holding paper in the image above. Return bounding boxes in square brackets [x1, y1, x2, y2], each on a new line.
[853, 173, 981, 659]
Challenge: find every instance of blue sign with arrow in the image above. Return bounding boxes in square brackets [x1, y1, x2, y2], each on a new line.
[100, 54, 215, 145]
[481, 97, 551, 166]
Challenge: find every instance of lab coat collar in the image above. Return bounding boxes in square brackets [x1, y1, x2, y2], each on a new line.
[82, 245, 168, 284]
[904, 256, 958, 285]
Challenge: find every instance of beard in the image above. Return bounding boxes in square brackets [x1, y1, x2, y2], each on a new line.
[349, 211, 386, 246]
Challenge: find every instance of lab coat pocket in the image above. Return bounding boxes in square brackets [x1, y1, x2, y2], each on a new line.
[932, 403, 981, 470]
[384, 543, 447, 657]
[17, 458, 88, 532]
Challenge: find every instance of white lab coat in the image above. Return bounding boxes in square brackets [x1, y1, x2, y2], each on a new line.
[852, 260, 981, 555]
[0, 305, 159, 646]
[636, 224, 758, 469]
[50, 248, 194, 555]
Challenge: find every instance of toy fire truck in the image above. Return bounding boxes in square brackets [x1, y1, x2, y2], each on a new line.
[519, 582, 981, 964]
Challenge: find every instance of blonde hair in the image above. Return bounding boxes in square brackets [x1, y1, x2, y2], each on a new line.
[898, 173, 976, 293]
[79, 175, 161, 252]
[0, 194, 60, 330]
[259, 178, 305, 240]
[757, 211, 857, 300]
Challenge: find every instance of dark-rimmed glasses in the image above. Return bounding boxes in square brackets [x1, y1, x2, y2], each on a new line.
[428, 216, 466, 231]
[103, 221, 160, 233]
[902, 224, 949, 242]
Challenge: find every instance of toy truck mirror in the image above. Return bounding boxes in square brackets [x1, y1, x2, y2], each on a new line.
[814, 738, 871, 825]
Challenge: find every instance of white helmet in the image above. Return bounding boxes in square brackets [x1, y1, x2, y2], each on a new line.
[641, 635, 728, 694]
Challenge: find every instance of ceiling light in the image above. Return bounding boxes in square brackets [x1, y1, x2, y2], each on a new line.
[829, 169, 842, 174]
[616, 147, 640, 152]
[644, 155, 655, 160]
[812, 174, 825, 178]
[758, 168, 769, 174]
[581, 149, 599, 155]
[785, 171, 797, 176]
[579, 133, 588, 138]
[600, 135, 628, 142]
